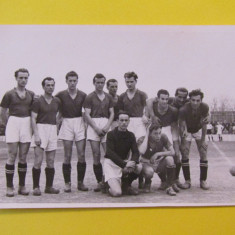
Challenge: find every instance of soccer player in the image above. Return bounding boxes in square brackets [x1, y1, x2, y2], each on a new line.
[146, 87, 189, 189]
[84, 74, 114, 192]
[179, 89, 210, 190]
[56, 71, 87, 192]
[216, 122, 224, 141]
[31, 77, 61, 196]
[0, 68, 34, 197]
[106, 79, 119, 129]
[207, 122, 213, 141]
[118, 72, 148, 142]
[104, 111, 142, 196]
[138, 123, 177, 196]
[145, 89, 180, 192]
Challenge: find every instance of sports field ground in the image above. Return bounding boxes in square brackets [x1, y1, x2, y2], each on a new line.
[0, 140, 234, 207]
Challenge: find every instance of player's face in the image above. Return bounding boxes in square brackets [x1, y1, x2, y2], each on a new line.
[118, 114, 130, 131]
[175, 91, 188, 106]
[16, 72, 29, 88]
[43, 80, 55, 95]
[66, 76, 78, 90]
[190, 95, 202, 110]
[94, 77, 105, 91]
[125, 77, 137, 90]
[149, 128, 161, 142]
[107, 82, 118, 96]
[158, 94, 169, 108]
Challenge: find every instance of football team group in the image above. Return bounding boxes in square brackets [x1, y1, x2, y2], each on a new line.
[0, 68, 210, 198]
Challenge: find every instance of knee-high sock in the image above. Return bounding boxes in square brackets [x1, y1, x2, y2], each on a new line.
[32, 167, 41, 189]
[158, 172, 166, 182]
[5, 164, 14, 188]
[45, 167, 55, 188]
[77, 162, 86, 182]
[200, 160, 208, 181]
[93, 163, 103, 183]
[181, 159, 191, 181]
[166, 167, 176, 187]
[18, 163, 27, 186]
[175, 162, 181, 180]
[62, 163, 71, 183]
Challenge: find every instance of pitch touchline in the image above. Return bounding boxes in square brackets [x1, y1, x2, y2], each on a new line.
[211, 142, 233, 165]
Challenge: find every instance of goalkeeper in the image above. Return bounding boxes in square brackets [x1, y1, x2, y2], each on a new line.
[103, 111, 142, 197]
[138, 123, 177, 196]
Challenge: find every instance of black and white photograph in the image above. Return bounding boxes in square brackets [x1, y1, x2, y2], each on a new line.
[0, 25, 235, 208]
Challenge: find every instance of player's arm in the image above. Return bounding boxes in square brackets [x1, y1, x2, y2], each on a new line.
[84, 108, 104, 136]
[150, 145, 175, 164]
[171, 121, 180, 156]
[102, 107, 114, 133]
[31, 111, 41, 146]
[130, 133, 140, 163]
[0, 107, 9, 126]
[106, 132, 127, 168]
[146, 98, 161, 124]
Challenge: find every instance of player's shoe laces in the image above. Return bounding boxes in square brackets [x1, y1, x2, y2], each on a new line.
[64, 182, 72, 193]
[200, 180, 210, 190]
[77, 182, 88, 191]
[18, 186, 29, 196]
[166, 186, 176, 196]
[33, 187, 42, 196]
[94, 182, 105, 192]
[122, 186, 139, 196]
[158, 182, 168, 190]
[6, 187, 14, 197]
[179, 180, 191, 189]
[44, 187, 60, 194]
[172, 183, 180, 193]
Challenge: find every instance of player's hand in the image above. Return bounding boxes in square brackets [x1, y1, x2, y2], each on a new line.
[150, 154, 159, 164]
[142, 115, 151, 126]
[102, 126, 110, 135]
[201, 116, 210, 125]
[151, 116, 161, 125]
[126, 160, 136, 169]
[95, 127, 105, 137]
[34, 135, 41, 146]
[200, 139, 208, 151]
[182, 130, 188, 138]
[0, 124, 6, 136]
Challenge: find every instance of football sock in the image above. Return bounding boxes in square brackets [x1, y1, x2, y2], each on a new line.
[32, 167, 41, 189]
[93, 163, 103, 183]
[45, 167, 55, 188]
[62, 163, 71, 183]
[175, 162, 181, 180]
[18, 163, 27, 186]
[200, 160, 208, 181]
[181, 159, 191, 181]
[166, 166, 176, 187]
[5, 164, 14, 188]
[77, 162, 86, 182]
[127, 172, 138, 186]
[157, 172, 166, 182]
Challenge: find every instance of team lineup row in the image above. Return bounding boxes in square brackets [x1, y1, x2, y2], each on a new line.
[0, 68, 209, 197]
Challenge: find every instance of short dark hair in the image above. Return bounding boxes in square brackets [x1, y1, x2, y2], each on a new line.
[15, 68, 29, 78]
[117, 110, 130, 119]
[106, 79, 118, 88]
[66, 71, 78, 80]
[42, 77, 55, 87]
[189, 89, 204, 99]
[93, 73, 106, 84]
[124, 72, 138, 81]
[149, 123, 162, 133]
[175, 87, 188, 96]
[157, 89, 169, 98]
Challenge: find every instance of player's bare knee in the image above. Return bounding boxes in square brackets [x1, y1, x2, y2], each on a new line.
[63, 156, 71, 164]
[77, 153, 85, 163]
[110, 188, 122, 197]
[165, 156, 175, 167]
[144, 167, 154, 179]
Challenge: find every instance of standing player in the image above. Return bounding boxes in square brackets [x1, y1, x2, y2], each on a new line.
[84, 74, 114, 192]
[0, 68, 34, 197]
[216, 122, 224, 141]
[139, 123, 177, 196]
[179, 89, 210, 190]
[106, 79, 119, 129]
[145, 89, 180, 192]
[207, 122, 213, 141]
[56, 71, 87, 192]
[104, 111, 142, 196]
[31, 77, 61, 195]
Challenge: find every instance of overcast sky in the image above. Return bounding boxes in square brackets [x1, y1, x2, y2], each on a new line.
[0, 25, 235, 105]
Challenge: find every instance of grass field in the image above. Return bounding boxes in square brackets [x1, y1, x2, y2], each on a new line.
[0, 140, 235, 207]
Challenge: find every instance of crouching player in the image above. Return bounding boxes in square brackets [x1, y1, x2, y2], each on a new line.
[31, 77, 61, 195]
[138, 123, 177, 196]
[103, 111, 142, 197]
